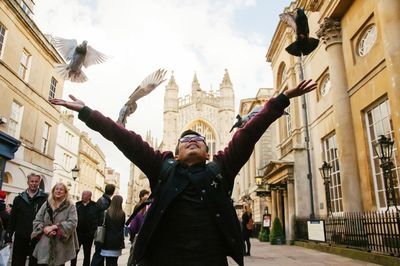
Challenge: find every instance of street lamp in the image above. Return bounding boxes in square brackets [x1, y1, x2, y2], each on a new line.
[255, 176, 263, 186]
[319, 161, 332, 215]
[374, 135, 398, 211]
[71, 165, 79, 181]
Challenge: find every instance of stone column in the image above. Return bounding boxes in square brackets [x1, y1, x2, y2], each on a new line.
[271, 189, 277, 221]
[317, 18, 363, 212]
[378, 0, 400, 143]
[283, 189, 289, 242]
[287, 177, 295, 241]
[277, 190, 282, 223]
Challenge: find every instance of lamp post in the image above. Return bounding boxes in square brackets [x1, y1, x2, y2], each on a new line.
[319, 161, 332, 215]
[374, 135, 398, 211]
[71, 165, 79, 200]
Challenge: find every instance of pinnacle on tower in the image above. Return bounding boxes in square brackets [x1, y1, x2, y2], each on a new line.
[192, 72, 201, 92]
[221, 68, 232, 87]
[167, 71, 177, 87]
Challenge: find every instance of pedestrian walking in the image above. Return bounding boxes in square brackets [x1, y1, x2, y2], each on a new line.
[91, 184, 115, 266]
[242, 205, 253, 256]
[50, 79, 316, 265]
[128, 190, 150, 244]
[31, 182, 79, 266]
[100, 195, 125, 266]
[71, 191, 98, 266]
[6, 173, 48, 266]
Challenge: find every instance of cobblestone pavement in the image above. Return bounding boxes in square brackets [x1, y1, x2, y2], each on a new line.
[75, 238, 379, 265]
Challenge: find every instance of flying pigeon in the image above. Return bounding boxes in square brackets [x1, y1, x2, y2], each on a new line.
[279, 8, 319, 56]
[117, 69, 168, 127]
[50, 36, 108, 83]
[230, 106, 262, 133]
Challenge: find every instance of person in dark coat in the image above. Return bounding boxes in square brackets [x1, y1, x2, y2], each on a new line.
[7, 173, 48, 266]
[100, 195, 125, 266]
[241, 205, 252, 256]
[71, 191, 99, 266]
[91, 184, 115, 266]
[50, 80, 316, 266]
[128, 189, 150, 243]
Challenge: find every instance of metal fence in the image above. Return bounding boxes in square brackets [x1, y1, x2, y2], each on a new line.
[295, 210, 400, 256]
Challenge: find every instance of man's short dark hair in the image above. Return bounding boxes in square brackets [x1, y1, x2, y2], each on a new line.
[104, 184, 116, 196]
[139, 189, 150, 199]
[175, 129, 209, 155]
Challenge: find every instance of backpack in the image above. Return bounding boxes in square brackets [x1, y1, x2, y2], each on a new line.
[246, 218, 254, 230]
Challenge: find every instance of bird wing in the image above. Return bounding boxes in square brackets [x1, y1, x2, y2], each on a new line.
[117, 69, 168, 126]
[51, 36, 78, 62]
[83, 46, 108, 68]
[279, 12, 297, 31]
[127, 69, 168, 103]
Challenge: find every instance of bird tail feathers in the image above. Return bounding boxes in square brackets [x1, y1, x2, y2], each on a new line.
[55, 64, 88, 83]
[302, 38, 319, 56]
[285, 42, 302, 57]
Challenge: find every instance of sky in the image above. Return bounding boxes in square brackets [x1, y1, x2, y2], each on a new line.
[33, 0, 293, 199]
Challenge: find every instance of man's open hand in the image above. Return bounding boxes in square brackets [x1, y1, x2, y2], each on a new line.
[49, 94, 85, 112]
[283, 79, 317, 99]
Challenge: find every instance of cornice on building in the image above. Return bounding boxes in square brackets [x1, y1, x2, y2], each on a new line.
[5, 0, 65, 63]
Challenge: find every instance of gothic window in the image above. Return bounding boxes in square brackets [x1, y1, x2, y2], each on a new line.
[319, 74, 331, 97]
[358, 24, 377, 57]
[323, 134, 343, 213]
[366, 100, 399, 209]
[189, 121, 216, 156]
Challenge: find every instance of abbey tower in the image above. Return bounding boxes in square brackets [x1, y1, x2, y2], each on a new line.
[162, 69, 235, 155]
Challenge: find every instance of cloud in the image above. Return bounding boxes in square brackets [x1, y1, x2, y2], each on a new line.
[34, 0, 282, 199]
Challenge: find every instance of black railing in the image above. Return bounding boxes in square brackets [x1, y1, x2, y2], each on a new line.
[295, 210, 400, 256]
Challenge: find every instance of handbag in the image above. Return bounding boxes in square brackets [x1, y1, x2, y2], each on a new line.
[94, 211, 106, 244]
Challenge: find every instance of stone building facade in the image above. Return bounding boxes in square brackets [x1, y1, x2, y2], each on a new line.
[0, 0, 65, 200]
[265, 0, 400, 242]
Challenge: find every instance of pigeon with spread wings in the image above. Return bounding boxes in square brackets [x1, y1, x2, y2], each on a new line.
[279, 8, 319, 56]
[50, 36, 108, 83]
[117, 69, 168, 127]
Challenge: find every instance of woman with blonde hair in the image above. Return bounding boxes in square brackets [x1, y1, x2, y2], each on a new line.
[101, 195, 125, 266]
[31, 182, 79, 265]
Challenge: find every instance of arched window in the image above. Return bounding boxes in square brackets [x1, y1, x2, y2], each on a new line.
[3, 172, 12, 184]
[277, 62, 287, 88]
[188, 120, 217, 156]
[358, 24, 377, 57]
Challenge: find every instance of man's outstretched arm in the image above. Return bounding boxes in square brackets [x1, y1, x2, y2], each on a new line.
[215, 79, 317, 179]
[49, 95, 168, 179]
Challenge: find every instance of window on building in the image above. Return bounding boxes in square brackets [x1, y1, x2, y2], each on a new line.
[18, 49, 31, 80]
[49, 77, 57, 100]
[20, 1, 32, 16]
[62, 153, 72, 170]
[366, 100, 399, 209]
[320, 74, 331, 97]
[41, 122, 51, 154]
[358, 24, 377, 57]
[8, 101, 24, 138]
[323, 134, 343, 213]
[277, 62, 287, 88]
[0, 23, 6, 58]
[285, 105, 292, 137]
[189, 120, 216, 156]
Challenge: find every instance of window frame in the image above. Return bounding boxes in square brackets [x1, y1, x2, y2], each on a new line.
[41, 122, 51, 154]
[18, 49, 31, 81]
[49, 77, 57, 100]
[0, 22, 7, 59]
[8, 101, 24, 138]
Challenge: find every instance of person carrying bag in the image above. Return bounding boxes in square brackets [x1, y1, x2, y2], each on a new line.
[94, 211, 106, 244]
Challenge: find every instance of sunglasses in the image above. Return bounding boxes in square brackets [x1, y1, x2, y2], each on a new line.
[179, 135, 206, 143]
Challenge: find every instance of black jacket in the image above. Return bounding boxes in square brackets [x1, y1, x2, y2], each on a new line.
[7, 190, 48, 239]
[102, 212, 125, 250]
[76, 200, 98, 237]
[96, 194, 111, 226]
[78, 94, 289, 266]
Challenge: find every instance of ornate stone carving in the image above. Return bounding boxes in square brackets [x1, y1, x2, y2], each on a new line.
[317, 18, 342, 47]
[306, 0, 323, 12]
